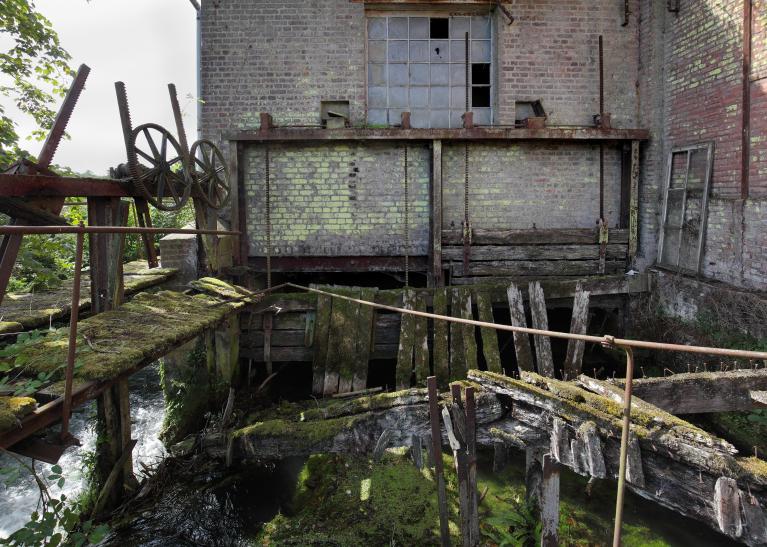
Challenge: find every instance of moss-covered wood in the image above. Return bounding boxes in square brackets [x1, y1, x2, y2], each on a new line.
[0, 396, 36, 434]
[395, 288, 416, 389]
[413, 291, 429, 386]
[475, 290, 502, 374]
[432, 287, 450, 389]
[311, 288, 332, 395]
[449, 288, 466, 382]
[331, 287, 361, 394]
[353, 287, 377, 392]
[0, 290, 244, 383]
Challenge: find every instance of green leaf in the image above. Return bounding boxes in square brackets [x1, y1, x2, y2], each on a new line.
[51, 464, 62, 474]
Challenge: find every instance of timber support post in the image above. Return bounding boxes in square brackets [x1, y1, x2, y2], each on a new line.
[430, 139, 444, 287]
[88, 196, 135, 513]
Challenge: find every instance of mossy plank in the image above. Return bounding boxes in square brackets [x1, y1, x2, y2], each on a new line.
[432, 287, 450, 389]
[396, 288, 416, 389]
[352, 288, 377, 392]
[1, 289, 243, 383]
[563, 284, 590, 381]
[449, 288, 467, 381]
[475, 290, 502, 374]
[528, 281, 554, 377]
[312, 289, 332, 395]
[0, 396, 37, 434]
[413, 292, 430, 386]
[333, 288, 362, 394]
[507, 283, 534, 372]
[459, 287, 477, 377]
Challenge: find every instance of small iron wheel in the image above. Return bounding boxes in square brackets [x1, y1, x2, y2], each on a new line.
[190, 139, 230, 209]
[128, 123, 192, 211]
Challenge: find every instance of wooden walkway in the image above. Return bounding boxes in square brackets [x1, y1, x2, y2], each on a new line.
[0, 260, 177, 334]
[0, 278, 252, 447]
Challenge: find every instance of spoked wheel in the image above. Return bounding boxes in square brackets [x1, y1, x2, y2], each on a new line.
[190, 139, 230, 209]
[128, 123, 192, 211]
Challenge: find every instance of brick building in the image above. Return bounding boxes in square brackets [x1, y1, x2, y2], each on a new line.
[199, 0, 766, 293]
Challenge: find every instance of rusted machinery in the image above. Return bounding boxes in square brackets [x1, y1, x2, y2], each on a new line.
[114, 81, 230, 212]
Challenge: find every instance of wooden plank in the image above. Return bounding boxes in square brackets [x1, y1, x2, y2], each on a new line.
[475, 290, 502, 374]
[443, 228, 629, 246]
[449, 288, 466, 382]
[432, 287, 450, 389]
[459, 288, 478, 375]
[563, 284, 590, 380]
[450, 259, 623, 277]
[329, 288, 361, 394]
[430, 139, 443, 287]
[506, 283, 534, 372]
[311, 292, 332, 395]
[528, 281, 554, 378]
[752, 391, 767, 408]
[413, 291, 430, 386]
[352, 287, 377, 392]
[615, 369, 767, 414]
[541, 453, 560, 547]
[628, 140, 640, 265]
[396, 288, 416, 389]
[442, 243, 627, 261]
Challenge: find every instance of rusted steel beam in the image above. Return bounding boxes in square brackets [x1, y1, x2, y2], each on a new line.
[224, 127, 650, 142]
[0, 174, 133, 197]
[248, 256, 427, 272]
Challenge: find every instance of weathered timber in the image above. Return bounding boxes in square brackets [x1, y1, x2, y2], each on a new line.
[541, 454, 560, 547]
[507, 283, 534, 372]
[443, 228, 630, 246]
[221, 370, 767, 545]
[449, 288, 467, 382]
[475, 290, 502, 374]
[442, 243, 627, 261]
[430, 140, 444, 288]
[326, 287, 361, 395]
[528, 282, 555, 377]
[353, 287, 377, 391]
[432, 288, 450, 389]
[611, 369, 767, 414]
[311, 291, 331, 395]
[458, 288, 478, 375]
[753, 391, 767, 409]
[396, 288, 417, 389]
[450, 259, 623, 277]
[413, 292, 430, 386]
[563, 285, 590, 380]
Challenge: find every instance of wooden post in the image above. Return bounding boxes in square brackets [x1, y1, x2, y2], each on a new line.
[427, 376, 451, 547]
[628, 140, 640, 266]
[88, 197, 134, 512]
[507, 283, 534, 372]
[528, 281, 554, 377]
[430, 139, 444, 287]
[451, 384, 471, 547]
[541, 454, 561, 547]
[465, 387, 479, 545]
[229, 140, 248, 268]
[563, 284, 590, 380]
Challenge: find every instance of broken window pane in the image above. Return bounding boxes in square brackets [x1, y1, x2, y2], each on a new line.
[472, 86, 491, 108]
[430, 18, 449, 39]
[430, 40, 449, 62]
[472, 63, 490, 85]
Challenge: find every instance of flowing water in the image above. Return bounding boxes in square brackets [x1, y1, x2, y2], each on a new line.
[0, 363, 167, 539]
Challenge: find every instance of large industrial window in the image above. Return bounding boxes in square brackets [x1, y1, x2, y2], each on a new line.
[366, 15, 492, 128]
[657, 143, 714, 274]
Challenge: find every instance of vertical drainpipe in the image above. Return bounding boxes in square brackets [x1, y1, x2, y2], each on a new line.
[190, 0, 202, 139]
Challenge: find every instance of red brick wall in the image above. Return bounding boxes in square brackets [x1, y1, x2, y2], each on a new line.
[664, 0, 743, 199]
[750, 0, 767, 196]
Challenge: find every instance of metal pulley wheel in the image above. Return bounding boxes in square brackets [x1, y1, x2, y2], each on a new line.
[127, 123, 192, 211]
[190, 139, 231, 209]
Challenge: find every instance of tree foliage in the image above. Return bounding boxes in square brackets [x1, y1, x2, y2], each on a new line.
[0, 0, 73, 169]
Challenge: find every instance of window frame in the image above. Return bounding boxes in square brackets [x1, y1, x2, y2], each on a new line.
[365, 12, 494, 128]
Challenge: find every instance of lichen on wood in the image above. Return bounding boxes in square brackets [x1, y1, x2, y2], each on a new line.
[0, 396, 37, 433]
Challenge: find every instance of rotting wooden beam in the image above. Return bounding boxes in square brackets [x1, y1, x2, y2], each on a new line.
[443, 228, 629, 246]
[610, 369, 767, 414]
[628, 140, 640, 265]
[442, 243, 627, 261]
[396, 288, 417, 389]
[529, 282, 554, 377]
[507, 283, 534, 372]
[540, 454, 560, 547]
[475, 290, 502, 374]
[432, 287, 450, 389]
[413, 292, 430, 386]
[430, 139, 444, 287]
[563, 284, 590, 380]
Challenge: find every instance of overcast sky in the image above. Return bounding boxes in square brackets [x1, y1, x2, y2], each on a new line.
[2, 0, 198, 175]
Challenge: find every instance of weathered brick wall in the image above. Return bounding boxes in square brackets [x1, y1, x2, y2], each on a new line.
[200, 0, 367, 134]
[243, 142, 429, 256]
[442, 142, 622, 230]
[494, 0, 639, 127]
[654, 0, 767, 289]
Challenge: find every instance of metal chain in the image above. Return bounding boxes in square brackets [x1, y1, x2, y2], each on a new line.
[403, 145, 409, 287]
[265, 144, 272, 289]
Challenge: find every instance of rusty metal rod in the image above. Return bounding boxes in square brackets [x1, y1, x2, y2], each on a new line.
[285, 283, 767, 361]
[0, 226, 239, 236]
[612, 345, 635, 547]
[60, 225, 85, 441]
